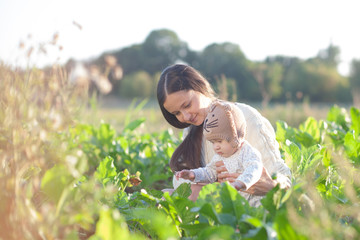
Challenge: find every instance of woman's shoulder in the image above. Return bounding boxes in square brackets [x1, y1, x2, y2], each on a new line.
[233, 102, 262, 119]
[216, 100, 264, 126]
[217, 100, 261, 118]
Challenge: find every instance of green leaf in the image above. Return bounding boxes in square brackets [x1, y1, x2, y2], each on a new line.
[344, 131, 360, 160]
[197, 183, 221, 206]
[299, 117, 321, 143]
[117, 136, 129, 154]
[90, 208, 135, 240]
[298, 145, 322, 175]
[41, 164, 74, 203]
[283, 141, 301, 172]
[322, 149, 332, 168]
[180, 223, 210, 236]
[124, 98, 148, 126]
[276, 121, 288, 143]
[173, 198, 198, 225]
[162, 187, 197, 226]
[133, 98, 149, 112]
[129, 208, 179, 239]
[243, 226, 268, 240]
[243, 215, 263, 227]
[217, 213, 237, 226]
[172, 182, 192, 198]
[199, 203, 220, 224]
[260, 185, 282, 216]
[316, 183, 326, 193]
[276, 121, 297, 144]
[98, 123, 115, 144]
[197, 225, 235, 240]
[95, 156, 117, 186]
[124, 118, 145, 131]
[295, 132, 316, 148]
[220, 182, 248, 220]
[350, 107, 360, 137]
[166, 145, 175, 159]
[326, 105, 349, 131]
[273, 210, 307, 240]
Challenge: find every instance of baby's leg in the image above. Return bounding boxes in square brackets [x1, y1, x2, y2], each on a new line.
[189, 184, 205, 201]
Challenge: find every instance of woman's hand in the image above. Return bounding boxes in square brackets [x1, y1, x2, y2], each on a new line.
[215, 161, 277, 196]
[244, 167, 277, 196]
[215, 161, 240, 182]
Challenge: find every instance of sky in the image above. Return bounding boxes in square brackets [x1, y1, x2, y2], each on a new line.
[0, 0, 359, 76]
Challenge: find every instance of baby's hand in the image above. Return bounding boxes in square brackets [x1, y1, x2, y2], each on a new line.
[175, 170, 195, 181]
[231, 180, 246, 191]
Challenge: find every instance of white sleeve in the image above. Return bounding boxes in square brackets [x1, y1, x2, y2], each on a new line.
[192, 155, 219, 183]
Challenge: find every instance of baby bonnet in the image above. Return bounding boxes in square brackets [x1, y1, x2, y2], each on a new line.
[203, 101, 247, 148]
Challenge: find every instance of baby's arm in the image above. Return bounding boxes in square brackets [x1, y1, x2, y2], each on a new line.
[236, 146, 263, 190]
[175, 170, 195, 181]
[176, 156, 219, 183]
[192, 156, 219, 183]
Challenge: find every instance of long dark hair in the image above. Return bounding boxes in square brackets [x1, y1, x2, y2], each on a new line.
[157, 64, 216, 172]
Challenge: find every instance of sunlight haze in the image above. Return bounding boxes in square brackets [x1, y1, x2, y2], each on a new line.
[0, 0, 359, 76]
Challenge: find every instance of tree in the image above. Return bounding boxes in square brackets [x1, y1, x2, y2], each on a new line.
[214, 74, 237, 102]
[114, 44, 145, 75]
[250, 62, 283, 107]
[316, 43, 341, 68]
[198, 42, 256, 100]
[111, 29, 195, 75]
[119, 71, 154, 98]
[283, 60, 347, 102]
[142, 29, 192, 74]
[349, 59, 360, 107]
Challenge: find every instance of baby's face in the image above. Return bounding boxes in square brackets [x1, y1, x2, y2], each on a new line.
[210, 138, 237, 158]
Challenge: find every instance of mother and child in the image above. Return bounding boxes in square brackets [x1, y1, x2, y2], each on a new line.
[157, 64, 291, 207]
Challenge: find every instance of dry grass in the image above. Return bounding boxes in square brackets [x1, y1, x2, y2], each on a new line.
[0, 63, 90, 239]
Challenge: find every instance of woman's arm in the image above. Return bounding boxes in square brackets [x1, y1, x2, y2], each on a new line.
[216, 161, 282, 196]
[230, 103, 292, 192]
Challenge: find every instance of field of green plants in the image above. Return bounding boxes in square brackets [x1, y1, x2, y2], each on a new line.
[1, 65, 359, 240]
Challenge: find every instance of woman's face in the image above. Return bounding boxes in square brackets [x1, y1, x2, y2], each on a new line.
[163, 90, 212, 126]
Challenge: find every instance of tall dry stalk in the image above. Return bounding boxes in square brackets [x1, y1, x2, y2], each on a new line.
[0, 63, 87, 239]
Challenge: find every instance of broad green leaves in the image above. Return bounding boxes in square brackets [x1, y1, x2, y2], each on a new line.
[68, 120, 178, 189]
[90, 208, 144, 240]
[38, 105, 360, 240]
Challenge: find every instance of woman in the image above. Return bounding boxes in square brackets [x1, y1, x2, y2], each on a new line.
[157, 64, 291, 201]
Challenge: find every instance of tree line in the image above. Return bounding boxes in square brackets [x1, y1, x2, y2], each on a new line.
[83, 29, 360, 106]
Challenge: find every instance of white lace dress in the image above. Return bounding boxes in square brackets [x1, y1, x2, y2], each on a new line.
[192, 141, 264, 207]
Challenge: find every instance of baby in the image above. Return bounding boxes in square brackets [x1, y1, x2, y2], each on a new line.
[175, 101, 264, 207]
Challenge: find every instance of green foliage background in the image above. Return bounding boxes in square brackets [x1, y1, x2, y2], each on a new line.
[89, 29, 359, 105]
